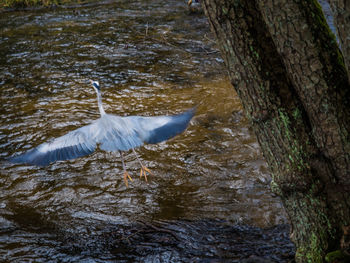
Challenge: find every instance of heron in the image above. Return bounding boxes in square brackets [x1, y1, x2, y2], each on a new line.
[8, 81, 195, 186]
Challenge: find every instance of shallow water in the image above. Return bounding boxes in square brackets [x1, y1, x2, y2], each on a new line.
[0, 0, 334, 261]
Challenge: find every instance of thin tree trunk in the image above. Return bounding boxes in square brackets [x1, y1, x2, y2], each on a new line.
[202, 0, 350, 262]
[328, 0, 350, 78]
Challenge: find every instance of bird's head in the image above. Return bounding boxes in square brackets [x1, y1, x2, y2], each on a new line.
[90, 80, 100, 92]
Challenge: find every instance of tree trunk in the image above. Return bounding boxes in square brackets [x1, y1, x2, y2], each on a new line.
[327, 0, 350, 79]
[201, 0, 350, 262]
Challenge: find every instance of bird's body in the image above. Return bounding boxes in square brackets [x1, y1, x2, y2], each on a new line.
[9, 81, 195, 185]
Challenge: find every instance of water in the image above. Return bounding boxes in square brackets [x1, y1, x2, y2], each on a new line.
[0, 0, 334, 261]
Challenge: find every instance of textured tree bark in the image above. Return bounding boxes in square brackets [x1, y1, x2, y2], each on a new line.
[327, 0, 350, 79]
[202, 0, 350, 262]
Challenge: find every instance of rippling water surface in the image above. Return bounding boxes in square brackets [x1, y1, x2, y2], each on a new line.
[0, 0, 297, 261]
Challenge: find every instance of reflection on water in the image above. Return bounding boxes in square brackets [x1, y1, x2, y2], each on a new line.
[0, 0, 292, 261]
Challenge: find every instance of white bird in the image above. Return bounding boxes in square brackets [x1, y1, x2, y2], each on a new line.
[9, 81, 195, 186]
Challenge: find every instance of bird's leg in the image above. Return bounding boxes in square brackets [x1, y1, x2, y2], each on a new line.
[120, 151, 133, 187]
[132, 149, 153, 182]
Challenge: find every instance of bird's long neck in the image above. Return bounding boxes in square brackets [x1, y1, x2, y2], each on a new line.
[96, 90, 106, 116]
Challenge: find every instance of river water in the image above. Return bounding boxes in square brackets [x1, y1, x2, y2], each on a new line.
[0, 0, 335, 262]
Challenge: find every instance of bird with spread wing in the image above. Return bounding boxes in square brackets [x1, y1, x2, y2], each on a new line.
[8, 81, 195, 186]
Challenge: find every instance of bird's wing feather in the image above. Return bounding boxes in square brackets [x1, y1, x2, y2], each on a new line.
[8, 122, 98, 166]
[139, 107, 195, 144]
[97, 108, 195, 151]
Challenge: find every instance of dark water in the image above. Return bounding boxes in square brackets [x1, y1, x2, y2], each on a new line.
[0, 0, 335, 261]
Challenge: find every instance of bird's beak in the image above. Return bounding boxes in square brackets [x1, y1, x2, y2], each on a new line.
[188, 0, 192, 5]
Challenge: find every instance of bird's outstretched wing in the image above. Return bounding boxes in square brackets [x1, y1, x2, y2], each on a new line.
[97, 107, 196, 151]
[8, 122, 98, 166]
[142, 107, 195, 144]
[8, 108, 195, 166]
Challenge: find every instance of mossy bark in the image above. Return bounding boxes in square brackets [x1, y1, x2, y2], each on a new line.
[202, 0, 350, 262]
